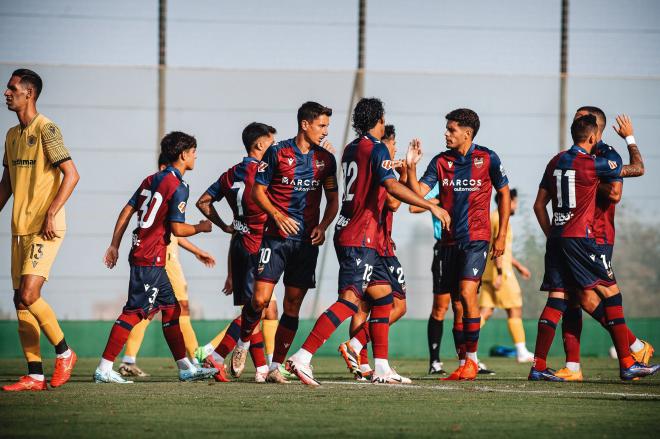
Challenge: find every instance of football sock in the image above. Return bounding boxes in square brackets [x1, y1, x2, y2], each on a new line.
[101, 312, 142, 361]
[178, 315, 199, 359]
[631, 338, 644, 353]
[270, 361, 281, 372]
[17, 309, 41, 363]
[239, 302, 262, 343]
[507, 317, 526, 345]
[98, 358, 114, 373]
[161, 305, 187, 362]
[369, 295, 393, 361]
[463, 317, 481, 356]
[293, 348, 313, 365]
[562, 307, 582, 365]
[603, 294, 635, 369]
[588, 302, 638, 349]
[566, 361, 580, 372]
[533, 297, 567, 371]
[249, 331, 267, 368]
[515, 342, 531, 357]
[122, 355, 136, 364]
[427, 315, 444, 364]
[350, 325, 370, 354]
[262, 319, 278, 358]
[452, 320, 466, 361]
[209, 321, 232, 349]
[215, 317, 241, 358]
[302, 299, 358, 355]
[124, 318, 150, 360]
[27, 298, 64, 347]
[176, 357, 195, 370]
[374, 358, 390, 375]
[28, 361, 44, 381]
[466, 351, 478, 362]
[360, 346, 369, 366]
[272, 313, 299, 365]
[360, 362, 372, 373]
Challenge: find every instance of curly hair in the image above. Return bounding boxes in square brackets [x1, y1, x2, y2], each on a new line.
[383, 124, 396, 141]
[352, 97, 385, 136]
[161, 131, 197, 163]
[446, 108, 480, 138]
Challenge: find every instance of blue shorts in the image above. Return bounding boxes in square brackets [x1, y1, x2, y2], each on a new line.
[335, 245, 390, 299]
[124, 265, 177, 318]
[433, 240, 489, 295]
[230, 234, 258, 306]
[541, 238, 615, 292]
[255, 237, 319, 289]
[373, 255, 407, 299]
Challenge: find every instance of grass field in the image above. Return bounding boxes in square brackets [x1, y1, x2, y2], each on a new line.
[1, 357, 659, 438]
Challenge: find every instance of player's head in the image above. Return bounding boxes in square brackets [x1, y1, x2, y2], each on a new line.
[445, 108, 480, 149]
[161, 131, 197, 171]
[242, 122, 277, 157]
[352, 97, 386, 140]
[575, 106, 606, 139]
[5, 69, 42, 112]
[157, 152, 170, 171]
[496, 188, 518, 215]
[571, 114, 598, 151]
[297, 101, 332, 146]
[382, 124, 396, 158]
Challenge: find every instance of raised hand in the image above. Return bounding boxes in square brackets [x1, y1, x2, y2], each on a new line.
[613, 114, 634, 139]
[406, 138, 423, 166]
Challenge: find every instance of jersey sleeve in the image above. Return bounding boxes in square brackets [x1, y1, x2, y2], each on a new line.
[599, 148, 623, 183]
[594, 156, 622, 180]
[488, 150, 509, 190]
[370, 143, 396, 185]
[41, 122, 72, 167]
[168, 182, 190, 223]
[127, 187, 141, 208]
[424, 183, 440, 200]
[255, 146, 277, 186]
[419, 155, 440, 189]
[322, 153, 338, 192]
[206, 171, 230, 202]
[539, 159, 555, 191]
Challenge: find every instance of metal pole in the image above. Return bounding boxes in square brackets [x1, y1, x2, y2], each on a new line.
[157, 0, 167, 153]
[559, 0, 569, 151]
[312, 0, 367, 317]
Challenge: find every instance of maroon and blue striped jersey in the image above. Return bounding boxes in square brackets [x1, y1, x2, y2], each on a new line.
[255, 138, 337, 242]
[420, 144, 508, 244]
[127, 166, 189, 267]
[205, 157, 266, 255]
[539, 145, 621, 239]
[593, 141, 623, 245]
[377, 208, 396, 257]
[335, 134, 396, 249]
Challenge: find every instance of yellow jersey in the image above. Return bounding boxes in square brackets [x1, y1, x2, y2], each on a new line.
[167, 234, 179, 264]
[482, 210, 514, 282]
[3, 114, 71, 235]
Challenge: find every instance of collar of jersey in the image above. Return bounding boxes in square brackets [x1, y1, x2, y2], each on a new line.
[19, 113, 41, 132]
[243, 156, 258, 164]
[570, 144, 589, 155]
[364, 133, 381, 144]
[165, 165, 183, 180]
[448, 143, 476, 161]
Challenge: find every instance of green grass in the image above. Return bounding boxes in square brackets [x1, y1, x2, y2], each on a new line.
[1, 357, 659, 438]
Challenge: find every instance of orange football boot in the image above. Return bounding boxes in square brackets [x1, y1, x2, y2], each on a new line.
[3, 376, 47, 392]
[441, 365, 464, 381]
[458, 359, 479, 380]
[51, 349, 77, 387]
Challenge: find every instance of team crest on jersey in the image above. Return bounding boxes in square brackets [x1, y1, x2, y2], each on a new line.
[447, 161, 453, 168]
[257, 264, 265, 274]
[608, 160, 618, 170]
[27, 135, 37, 146]
[315, 160, 325, 170]
[178, 202, 186, 213]
[473, 157, 484, 168]
[257, 162, 268, 172]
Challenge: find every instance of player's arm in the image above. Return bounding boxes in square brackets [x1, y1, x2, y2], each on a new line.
[196, 191, 234, 234]
[512, 256, 531, 279]
[310, 164, 339, 246]
[104, 203, 136, 269]
[252, 184, 299, 236]
[222, 245, 233, 295]
[613, 114, 644, 178]
[383, 179, 450, 229]
[177, 237, 216, 267]
[404, 139, 433, 198]
[0, 166, 11, 212]
[169, 184, 212, 237]
[492, 185, 511, 259]
[490, 216, 503, 288]
[410, 182, 439, 214]
[597, 181, 623, 204]
[533, 188, 552, 238]
[170, 220, 212, 237]
[386, 161, 407, 212]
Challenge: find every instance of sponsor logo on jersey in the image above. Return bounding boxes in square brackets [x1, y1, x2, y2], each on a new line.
[608, 160, 618, 170]
[442, 178, 483, 192]
[335, 214, 350, 228]
[553, 211, 574, 226]
[474, 157, 484, 168]
[27, 135, 37, 146]
[257, 162, 268, 172]
[232, 219, 251, 235]
[11, 159, 36, 167]
[178, 201, 186, 213]
[281, 176, 321, 192]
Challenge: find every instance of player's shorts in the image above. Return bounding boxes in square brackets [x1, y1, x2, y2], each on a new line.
[373, 255, 407, 299]
[124, 265, 177, 318]
[335, 244, 390, 300]
[432, 240, 489, 295]
[255, 237, 319, 289]
[165, 257, 188, 302]
[230, 234, 259, 306]
[11, 232, 65, 290]
[541, 238, 615, 292]
[479, 274, 522, 309]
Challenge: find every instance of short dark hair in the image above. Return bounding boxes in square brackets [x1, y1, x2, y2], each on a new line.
[242, 122, 277, 153]
[161, 131, 197, 163]
[571, 114, 598, 143]
[157, 152, 169, 168]
[12, 68, 43, 100]
[383, 124, 396, 140]
[495, 188, 517, 205]
[576, 105, 606, 128]
[352, 98, 385, 136]
[297, 101, 332, 130]
[446, 108, 480, 138]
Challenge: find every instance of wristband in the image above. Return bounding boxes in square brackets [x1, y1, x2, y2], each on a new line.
[625, 135, 636, 146]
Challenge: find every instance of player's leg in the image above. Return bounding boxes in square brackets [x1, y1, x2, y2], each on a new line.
[177, 299, 199, 362]
[263, 298, 279, 365]
[428, 293, 449, 375]
[506, 306, 534, 363]
[457, 279, 482, 380]
[478, 280, 496, 328]
[249, 321, 269, 382]
[119, 318, 151, 377]
[339, 300, 370, 378]
[556, 292, 583, 381]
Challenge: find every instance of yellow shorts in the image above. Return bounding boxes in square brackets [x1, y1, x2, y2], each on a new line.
[11, 232, 65, 290]
[479, 277, 522, 309]
[166, 259, 188, 301]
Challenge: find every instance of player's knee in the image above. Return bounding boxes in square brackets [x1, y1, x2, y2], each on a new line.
[19, 287, 40, 307]
[12, 291, 24, 309]
[178, 300, 190, 316]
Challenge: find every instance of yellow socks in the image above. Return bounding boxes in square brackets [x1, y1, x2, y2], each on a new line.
[26, 298, 64, 346]
[124, 318, 150, 359]
[209, 322, 231, 349]
[262, 319, 278, 356]
[179, 315, 199, 359]
[507, 317, 526, 345]
[17, 309, 41, 362]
